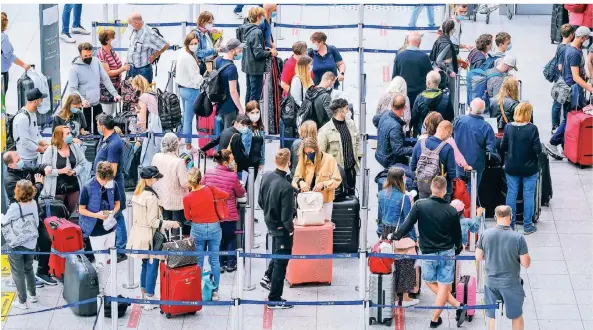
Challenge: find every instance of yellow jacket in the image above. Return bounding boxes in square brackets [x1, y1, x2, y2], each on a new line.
[292, 151, 342, 203]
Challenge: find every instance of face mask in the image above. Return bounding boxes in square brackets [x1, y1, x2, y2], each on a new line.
[312, 43, 320, 51]
[71, 107, 80, 114]
[104, 180, 115, 189]
[506, 43, 512, 51]
[189, 45, 198, 52]
[248, 113, 260, 122]
[65, 135, 73, 145]
[227, 160, 236, 170]
[15, 159, 24, 170]
[306, 152, 316, 162]
[234, 53, 243, 61]
[205, 24, 214, 31]
[456, 15, 465, 21]
[238, 126, 249, 134]
[583, 39, 591, 48]
[271, 12, 277, 19]
[82, 57, 92, 65]
[98, 127, 104, 136]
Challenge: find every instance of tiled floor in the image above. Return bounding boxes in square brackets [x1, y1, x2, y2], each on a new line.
[1, 4, 592, 330]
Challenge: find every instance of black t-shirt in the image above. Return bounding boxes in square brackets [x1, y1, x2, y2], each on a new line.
[55, 150, 79, 195]
[53, 112, 87, 137]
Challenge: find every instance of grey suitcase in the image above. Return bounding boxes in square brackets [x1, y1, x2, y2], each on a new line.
[369, 273, 394, 326]
[63, 254, 99, 316]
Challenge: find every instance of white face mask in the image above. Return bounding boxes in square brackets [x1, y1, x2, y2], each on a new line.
[205, 23, 214, 31]
[189, 44, 198, 52]
[248, 113, 261, 123]
[104, 180, 115, 189]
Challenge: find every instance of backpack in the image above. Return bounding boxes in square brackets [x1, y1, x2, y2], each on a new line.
[452, 178, 471, 218]
[120, 78, 140, 113]
[121, 141, 139, 179]
[193, 91, 214, 118]
[5, 109, 30, 151]
[153, 89, 182, 132]
[367, 240, 394, 274]
[202, 62, 233, 104]
[150, 27, 164, 76]
[295, 192, 325, 226]
[296, 87, 329, 128]
[481, 54, 502, 70]
[334, 166, 351, 202]
[466, 69, 502, 107]
[280, 79, 304, 127]
[415, 139, 447, 196]
[543, 46, 563, 83]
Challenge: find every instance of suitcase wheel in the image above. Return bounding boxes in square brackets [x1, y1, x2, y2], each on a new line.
[165, 313, 172, 319]
[189, 311, 197, 315]
[384, 319, 392, 327]
[369, 317, 376, 325]
[468, 315, 473, 322]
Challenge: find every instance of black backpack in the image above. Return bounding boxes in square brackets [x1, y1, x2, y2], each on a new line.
[149, 89, 182, 132]
[202, 62, 233, 104]
[151, 27, 164, 76]
[193, 91, 214, 118]
[5, 109, 29, 151]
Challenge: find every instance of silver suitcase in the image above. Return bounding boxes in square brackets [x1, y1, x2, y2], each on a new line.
[369, 273, 394, 326]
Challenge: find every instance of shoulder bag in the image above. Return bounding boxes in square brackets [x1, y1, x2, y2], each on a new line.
[207, 186, 230, 220]
[390, 196, 417, 255]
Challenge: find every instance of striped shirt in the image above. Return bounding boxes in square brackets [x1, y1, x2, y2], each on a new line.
[127, 24, 168, 68]
[97, 47, 123, 89]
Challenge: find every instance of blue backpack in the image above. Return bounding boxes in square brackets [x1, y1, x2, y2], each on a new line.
[466, 69, 502, 108]
[481, 54, 502, 70]
[202, 271, 216, 301]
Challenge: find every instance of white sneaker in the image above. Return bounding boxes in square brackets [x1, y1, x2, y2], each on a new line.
[13, 301, 28, 310]
[234, 12, 244, 19]
[557, 145, 565, 157]
[71, 26, 90, 35]
[60, 32, 76, 43]
[29, 295, 38, 303]
[401, 299, 419, 307]
[211, 291, 220, 301]
[142, 297, 158, 310]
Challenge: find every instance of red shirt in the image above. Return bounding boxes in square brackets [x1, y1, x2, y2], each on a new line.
[281, 55, 298, 86]
[183, 186, 229, 224]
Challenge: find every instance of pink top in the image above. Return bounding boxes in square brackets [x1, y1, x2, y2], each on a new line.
[139, 93, 158, 115]
[419, 134, 468, 168]
[567, 4, 593, 28]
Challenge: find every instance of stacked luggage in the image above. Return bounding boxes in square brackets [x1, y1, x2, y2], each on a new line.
[368, 240, 394, 326]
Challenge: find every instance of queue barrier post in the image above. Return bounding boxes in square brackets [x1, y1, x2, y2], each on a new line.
[91, 22, 97, 52]
[237, 248, 245, 330]
[122, 201, 138, 289]
[359, 249, 368, 330]
[103, 5, 109, 22]
[494, 300, 503, 330]
[96, 294, 104, 330]
[244, 168, 256, 291]
[454, 74, 461, 118]
[110, 248, 118, 330]
[360, 167, 370, 252]
[262, 72, 270, 135]
[469, 170, 477, 252]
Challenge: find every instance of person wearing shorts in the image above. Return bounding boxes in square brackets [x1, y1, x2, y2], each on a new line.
[391, 176, 465, 328]
[476, 205, 531, 330]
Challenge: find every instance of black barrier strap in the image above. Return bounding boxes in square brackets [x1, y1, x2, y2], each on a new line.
[5, 297, 96, 317]
[369, 302, 498, 310]
[92, 298, 102, 330]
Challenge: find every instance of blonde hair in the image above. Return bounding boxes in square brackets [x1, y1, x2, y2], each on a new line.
[131, 75, 153, 93]
[248, 7, 266, 23]
[513, 102, 533, 123]
[298, 120, 318, 139]
[133, 179, 146, 196]
[187, 167, 202, 189]
[197, 11, 214, 27]
[297, 137, 321, 180]
[295, 56, 314, 89]
[51, 125, 69, 149]
[496, 77, 519, 111]
[58, 94, 83, 122]
[1, 12, 7, 32]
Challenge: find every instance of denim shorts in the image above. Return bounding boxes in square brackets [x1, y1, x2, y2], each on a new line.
[421, 248, 455, 284]
[484, 283, 525, 319]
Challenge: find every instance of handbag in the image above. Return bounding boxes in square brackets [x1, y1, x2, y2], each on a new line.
[551, 77, 572, 105]
[1, 204, 39, 248]
[152, 220, 167, 251]
[207, 186, 230, 220]
[162, 237, 197, 268]
[383, 196, 417, 255]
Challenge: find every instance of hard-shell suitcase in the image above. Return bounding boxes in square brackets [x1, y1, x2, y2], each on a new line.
[197, 105, 222, 157]
[286, 221, 333, 286]
[63, 254, 99, 316]
[564, 111, 593, 166]
[550, 4, 569, 44]
[17, 65, 53, 127]
[44, 217, 84, 279]
[40, 197, 70, 220]
[331, 196, 360, 253]
[456, 275, 477, 321]
[159, 263, 202, 318]
[369, 273, 394, 326]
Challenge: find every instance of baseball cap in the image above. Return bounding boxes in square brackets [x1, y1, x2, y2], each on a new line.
[140, 166, 164, 180]
[503, 55, 518, 71]
[26, 88, 48, 101]
[224, 38, 245, 52]
[575, 26, 592, 38]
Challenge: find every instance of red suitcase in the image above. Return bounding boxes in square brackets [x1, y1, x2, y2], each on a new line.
[44, 217, 84, 279]
[286, 221, 333, 286]
[197, 105, 222, 157]
[564, 111, 593, 166]
[160, 263, 202, 318]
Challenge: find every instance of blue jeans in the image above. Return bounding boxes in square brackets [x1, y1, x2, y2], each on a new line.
[140, 258, 160, 296]
[115, 212, 127, 250]
[550, 84, 585, 146]
[128, 65, 153, 84]
[246, 74, 264, 103]
[506, 173, 538, 229]
[551, 100, 562, 128]
[233, 5, 244, 13]
[179, 87, 200, 144]
[190, 222, 222, 291]
[62, 4, 82, 34]
[408, 5, 435, 27]
[421, 248, 455, 284]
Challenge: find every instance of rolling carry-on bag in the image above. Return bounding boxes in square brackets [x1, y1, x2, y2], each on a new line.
[369, 273, 394, 326]
[286, 221, 333, 286]
[197, 105, 221, 157]
[550, 4, 569, 44]
[456, 275, 477, 321]
[40, 197, 70, 220]
[17, 65, 53, 127]
[564, 111, 593, 166]
[63, 254, 99, 316]
[44, 217, 84, 279]
[160, 263, 202, 318]
[331, 195, 360, 253]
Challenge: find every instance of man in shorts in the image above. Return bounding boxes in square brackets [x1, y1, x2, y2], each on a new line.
[476, 205, 531, 330]
[392, 176, 465, 328]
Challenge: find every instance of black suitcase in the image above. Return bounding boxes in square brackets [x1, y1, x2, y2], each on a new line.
[39, 197, 70, 220]
[63, 254, 99, 316]
[17, 65, 53, 128]
[550, 4, 569, 44]
[82, 139, 99, 163]
[478, 164, 506, 218]
[331, 195, 360, 253]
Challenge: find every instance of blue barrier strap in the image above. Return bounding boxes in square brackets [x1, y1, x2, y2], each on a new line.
[240, 252, 358, 260]
[242, 299, 363, 306]
[368, 302, 498, 310]
[106, 296, 234, 306]
[368, 252, 476, 261]
[363, 24, 439, 31]
[93, 46, 177, 52]
[274, 23, 358, 29]
[0, 249, 109, 255]
[277, 47, 359, 53]
[40, 132, 300, 142]
[364, 4, 446, 7]
[364, 48, 431, 54]
[5, 298, 96, 317]
[117, 248, 235, 257]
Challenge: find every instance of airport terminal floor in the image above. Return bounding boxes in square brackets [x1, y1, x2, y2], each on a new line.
[1, 3, 592, 330]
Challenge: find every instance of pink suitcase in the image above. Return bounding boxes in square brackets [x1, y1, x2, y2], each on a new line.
[456, 275, 476, 321]
[286, 221, 333, 286]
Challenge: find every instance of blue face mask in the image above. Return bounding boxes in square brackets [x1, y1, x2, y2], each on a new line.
[65, 135, 73, 145]
[306, 152, 316, 162]
[456, 15, 465, 21]
[238, 126, 249, 134]
[71, 107, 80, 114]
[234, 53, 243, 61]
[506, 43, 512, 51]
[15, 159, 25, 169]
[271, 12, 277, 19]
[98, 127, 104, 136]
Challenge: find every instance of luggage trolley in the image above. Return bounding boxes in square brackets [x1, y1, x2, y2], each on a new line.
[468, 4, 515, 24]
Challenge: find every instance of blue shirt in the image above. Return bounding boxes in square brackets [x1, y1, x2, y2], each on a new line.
[308, 45, 343, 89]
[259, 18, 273, 48]
[93, 132, 124, 177]
[562, 45, 584, 86]
[215, 57, 240, 115]
[1, 32, 17, 73]
[453, 114, 498, 172]
[410, 136, 457, 194]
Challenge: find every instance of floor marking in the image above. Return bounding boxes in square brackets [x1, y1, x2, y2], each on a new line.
[127, 295, 142, 328]
[262, 302, 273, 330]
[1, 292, 15, 321]
[395, 306, 405, 330]
[1, 255, 10, 276]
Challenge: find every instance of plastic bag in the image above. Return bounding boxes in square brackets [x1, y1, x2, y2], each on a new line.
[103, 213, 117, 231]
[26, 69, 51, 114]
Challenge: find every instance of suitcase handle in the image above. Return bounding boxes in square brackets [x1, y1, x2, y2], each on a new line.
[49, 221, 59, 230]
